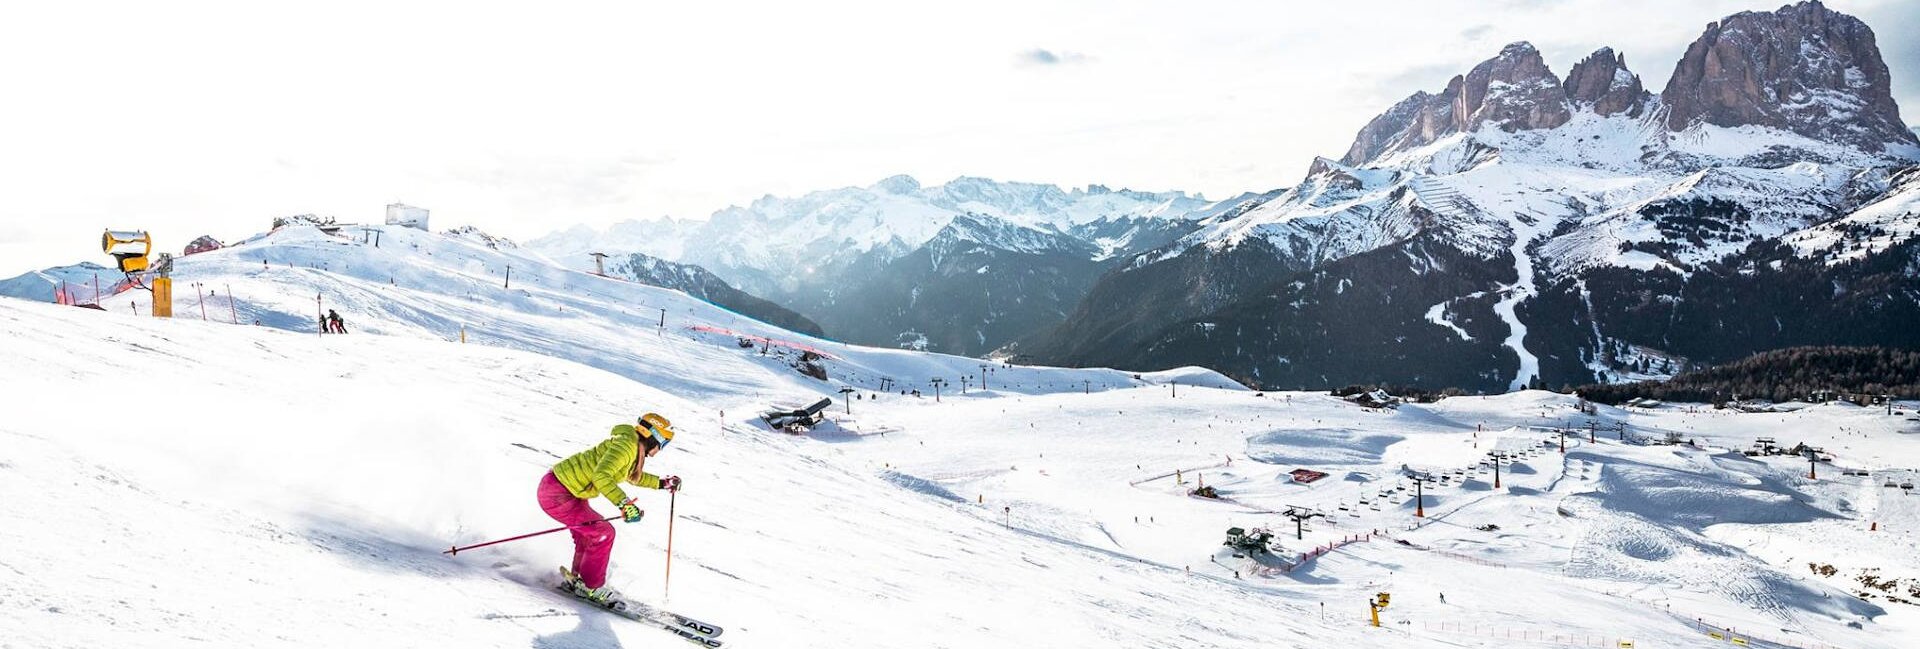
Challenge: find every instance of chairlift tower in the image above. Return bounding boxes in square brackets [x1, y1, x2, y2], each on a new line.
[1403, 469, 1436, 518]
[1489, 450, 1512, 489]
[1281, 505, 1323, 540]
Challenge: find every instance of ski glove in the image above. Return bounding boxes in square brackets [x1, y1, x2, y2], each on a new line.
[619, 499, 644, 523]
[659, 475, 682, 492]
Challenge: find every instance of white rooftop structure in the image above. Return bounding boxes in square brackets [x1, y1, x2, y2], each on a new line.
[385, 203, 429, 230]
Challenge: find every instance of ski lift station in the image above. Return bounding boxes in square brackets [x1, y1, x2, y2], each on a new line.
[385, 203, 429, 230]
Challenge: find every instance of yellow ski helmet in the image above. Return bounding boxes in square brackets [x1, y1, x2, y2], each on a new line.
[638, 412, 675, 449]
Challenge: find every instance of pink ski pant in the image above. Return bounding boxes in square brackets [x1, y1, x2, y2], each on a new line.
[537, 471, 616, 589]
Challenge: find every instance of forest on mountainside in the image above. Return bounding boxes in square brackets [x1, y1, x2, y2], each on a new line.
[1575, 346, 1920, 404]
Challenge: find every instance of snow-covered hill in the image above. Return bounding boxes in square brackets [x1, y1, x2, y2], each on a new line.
[5, 221, 1919, 648]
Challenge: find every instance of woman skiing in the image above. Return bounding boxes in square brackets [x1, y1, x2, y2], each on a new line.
[538, 412, 683, 606]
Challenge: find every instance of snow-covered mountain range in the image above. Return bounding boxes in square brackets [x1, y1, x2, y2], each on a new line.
[520, 1, 1920, 395]
[1023, 0, 1920, 392]
[532, 2, 1920, 394]
[530, 176, 1221, 355]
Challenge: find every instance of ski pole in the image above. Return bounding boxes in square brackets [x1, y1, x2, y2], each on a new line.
[443, 515, 622, 556]
[664, 489, 677, 601]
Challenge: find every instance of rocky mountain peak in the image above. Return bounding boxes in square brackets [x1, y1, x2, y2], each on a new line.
[872, 174, 922, 194]
[1454, 41, 1571, 130]
[1341, 42, 1571, 165]
[1661, 0, 1916, 151]
[1563, 47, 1647, 117]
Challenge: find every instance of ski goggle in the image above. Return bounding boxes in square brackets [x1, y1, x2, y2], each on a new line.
[639, 419, 671, 449]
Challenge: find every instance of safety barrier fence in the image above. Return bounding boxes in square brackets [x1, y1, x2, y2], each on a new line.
[1420, 622, 1634, 648]
[1682, 617, 1842, 649]
[53, 276, 137, 306]
[688, 324, 839, 359]
[1284, 530, 1380, 572]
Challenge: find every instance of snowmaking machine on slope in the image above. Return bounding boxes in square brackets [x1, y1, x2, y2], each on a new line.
[102, 229, 173, 317]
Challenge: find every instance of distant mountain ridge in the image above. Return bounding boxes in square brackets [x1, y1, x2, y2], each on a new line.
[598, 252, 825, 337]
[531, 175, 1226, 356]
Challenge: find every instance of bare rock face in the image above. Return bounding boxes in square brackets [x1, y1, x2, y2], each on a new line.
[1342, 42, 1571, 164]
[1339, 92, 1434, 167]
[1563, 47, 1647, 117]
[1455, 42, 1573, 133]
[1661, 0, 1917, 151]
[183, 235, 223, 256]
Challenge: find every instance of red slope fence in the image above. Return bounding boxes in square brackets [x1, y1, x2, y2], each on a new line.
[687, 324, 839, 359]
[1284, 530, 1383, 572]
[53, 275, 137, 306]
[1419, 622, 1634, 647]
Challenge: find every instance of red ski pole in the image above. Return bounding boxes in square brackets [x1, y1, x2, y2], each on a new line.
[664, 489, 677, 600]
[444, 515, 622, 556]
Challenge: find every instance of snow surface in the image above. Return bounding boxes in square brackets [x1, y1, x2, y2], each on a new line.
[1784, 169, 1920, 264]
[1423, 300, 1473, 342]
[4, 225, 1919, 648]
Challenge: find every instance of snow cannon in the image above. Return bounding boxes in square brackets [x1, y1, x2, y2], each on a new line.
[102, 229, 152, 274]
[101, 229, 174, 317]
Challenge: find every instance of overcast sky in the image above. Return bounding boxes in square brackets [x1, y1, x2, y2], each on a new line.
[2, 0, 1916, 274]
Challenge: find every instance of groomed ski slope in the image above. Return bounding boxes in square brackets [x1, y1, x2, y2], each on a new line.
[4, 224, 1919, 648]
[0, 295, 1368, 649]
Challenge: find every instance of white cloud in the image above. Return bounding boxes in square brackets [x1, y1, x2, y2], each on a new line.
[1017, 48, 1090, 66]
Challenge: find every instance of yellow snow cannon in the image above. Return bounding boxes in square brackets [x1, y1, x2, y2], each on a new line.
[101, 229, 173, 317]
[102, 229, 152, 274]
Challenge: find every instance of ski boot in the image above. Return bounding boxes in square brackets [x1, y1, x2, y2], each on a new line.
[560, 567, 629, 611]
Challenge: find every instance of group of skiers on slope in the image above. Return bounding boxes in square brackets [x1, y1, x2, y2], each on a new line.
[320, 309, 349, 334]
[543, 412, 684, 606]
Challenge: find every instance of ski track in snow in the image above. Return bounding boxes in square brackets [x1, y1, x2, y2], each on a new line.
[1424, 301, 1473, 342]
[1495, 217, 1544, 392]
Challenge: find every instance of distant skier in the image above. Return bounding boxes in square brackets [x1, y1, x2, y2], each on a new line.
[541, 413, 683, 607]
[327, 310, 348, 334]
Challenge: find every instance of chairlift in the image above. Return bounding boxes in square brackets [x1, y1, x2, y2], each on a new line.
[1903, 482, 1915, 490]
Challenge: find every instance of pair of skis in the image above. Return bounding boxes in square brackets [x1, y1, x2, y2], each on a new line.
[557, 571, 725, 647]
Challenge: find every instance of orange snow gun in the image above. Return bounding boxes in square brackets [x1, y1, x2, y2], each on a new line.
[102, 229, 173, 317]
[102, 230, 152, 274]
